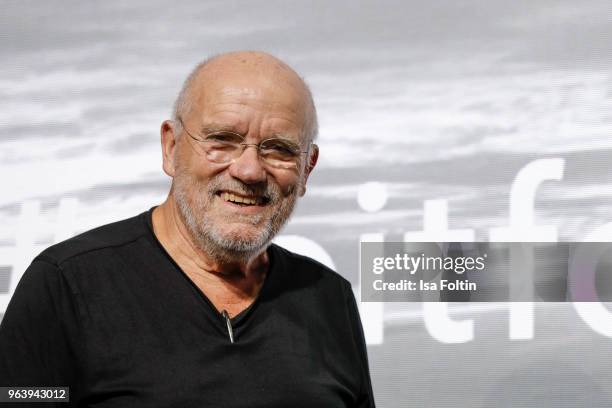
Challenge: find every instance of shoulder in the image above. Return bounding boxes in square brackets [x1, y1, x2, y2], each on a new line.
[35, 210, 150, 267]
[269, 243, 352, 293]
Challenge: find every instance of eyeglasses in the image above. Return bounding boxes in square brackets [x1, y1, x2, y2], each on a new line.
[178, 117, 313, 170]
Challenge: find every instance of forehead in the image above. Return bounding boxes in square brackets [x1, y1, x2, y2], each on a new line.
[189, 64, 310, 138]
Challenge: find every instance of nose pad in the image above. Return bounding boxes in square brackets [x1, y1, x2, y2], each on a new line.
[228, 145, 267, 184]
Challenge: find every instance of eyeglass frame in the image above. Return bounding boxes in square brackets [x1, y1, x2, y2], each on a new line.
[176, 116, 315, 169]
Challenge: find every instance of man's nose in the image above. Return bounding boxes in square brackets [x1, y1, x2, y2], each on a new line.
[227, 146, 267, 184]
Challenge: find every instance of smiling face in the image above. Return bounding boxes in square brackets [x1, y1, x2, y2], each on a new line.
[162, 53, 318, 263]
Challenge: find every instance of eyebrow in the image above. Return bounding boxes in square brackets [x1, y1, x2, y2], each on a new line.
[199, 123, 300, 143]
[199, 123, 244, 136]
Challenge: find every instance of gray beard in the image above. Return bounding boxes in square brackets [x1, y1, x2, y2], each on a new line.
[173, 170, 298, 264]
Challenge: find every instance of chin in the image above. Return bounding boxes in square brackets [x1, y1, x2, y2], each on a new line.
[201, 224, 273, 261]
[214, 225, 271, 249]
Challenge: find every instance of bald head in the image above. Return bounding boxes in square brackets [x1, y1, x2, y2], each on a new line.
[160, 52, 320, 264]
[173, 51, 318, 142]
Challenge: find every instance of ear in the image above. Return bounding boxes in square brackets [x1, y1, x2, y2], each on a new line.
[161, 120, 179, 177]
[299, 144, 319, 196]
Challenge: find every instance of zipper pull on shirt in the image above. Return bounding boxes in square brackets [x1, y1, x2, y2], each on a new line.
[221, 310, 235, 344]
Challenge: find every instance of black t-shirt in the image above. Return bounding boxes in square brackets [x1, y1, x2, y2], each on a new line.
[0, 209, 375, 407]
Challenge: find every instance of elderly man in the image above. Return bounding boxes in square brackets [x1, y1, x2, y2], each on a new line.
[0, 51, 375, 407]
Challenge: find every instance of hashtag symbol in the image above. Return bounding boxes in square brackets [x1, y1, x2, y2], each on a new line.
[0, 198, 78, 315]
[0, 266, 10, 294]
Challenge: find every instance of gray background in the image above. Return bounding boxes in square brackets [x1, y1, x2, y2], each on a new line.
[2, 1, 612, 406]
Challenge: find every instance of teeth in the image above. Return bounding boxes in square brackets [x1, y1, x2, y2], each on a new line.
[223, 193, 259, 205]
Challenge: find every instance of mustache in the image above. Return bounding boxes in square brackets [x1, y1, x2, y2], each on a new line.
[206, 177, 284, 203]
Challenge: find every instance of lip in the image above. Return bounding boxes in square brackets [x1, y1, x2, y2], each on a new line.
[215, 191, 269, 214]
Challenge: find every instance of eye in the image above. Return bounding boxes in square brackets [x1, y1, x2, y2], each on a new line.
[204, 132, 244, 144]
[260, 139, 300, 158]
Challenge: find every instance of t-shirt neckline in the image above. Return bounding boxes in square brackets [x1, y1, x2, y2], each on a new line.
[141, 206, 278, 329]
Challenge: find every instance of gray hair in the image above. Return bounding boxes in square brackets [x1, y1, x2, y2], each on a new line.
[171, 55, 319, 143]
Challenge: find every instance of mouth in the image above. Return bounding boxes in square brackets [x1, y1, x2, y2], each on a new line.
[217, 191, 271, 207]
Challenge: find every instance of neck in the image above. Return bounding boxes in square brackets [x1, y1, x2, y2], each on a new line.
[152, 197, 269, 280]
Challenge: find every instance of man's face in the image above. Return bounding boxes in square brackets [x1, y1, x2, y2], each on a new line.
[169, 68, 314, 261]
